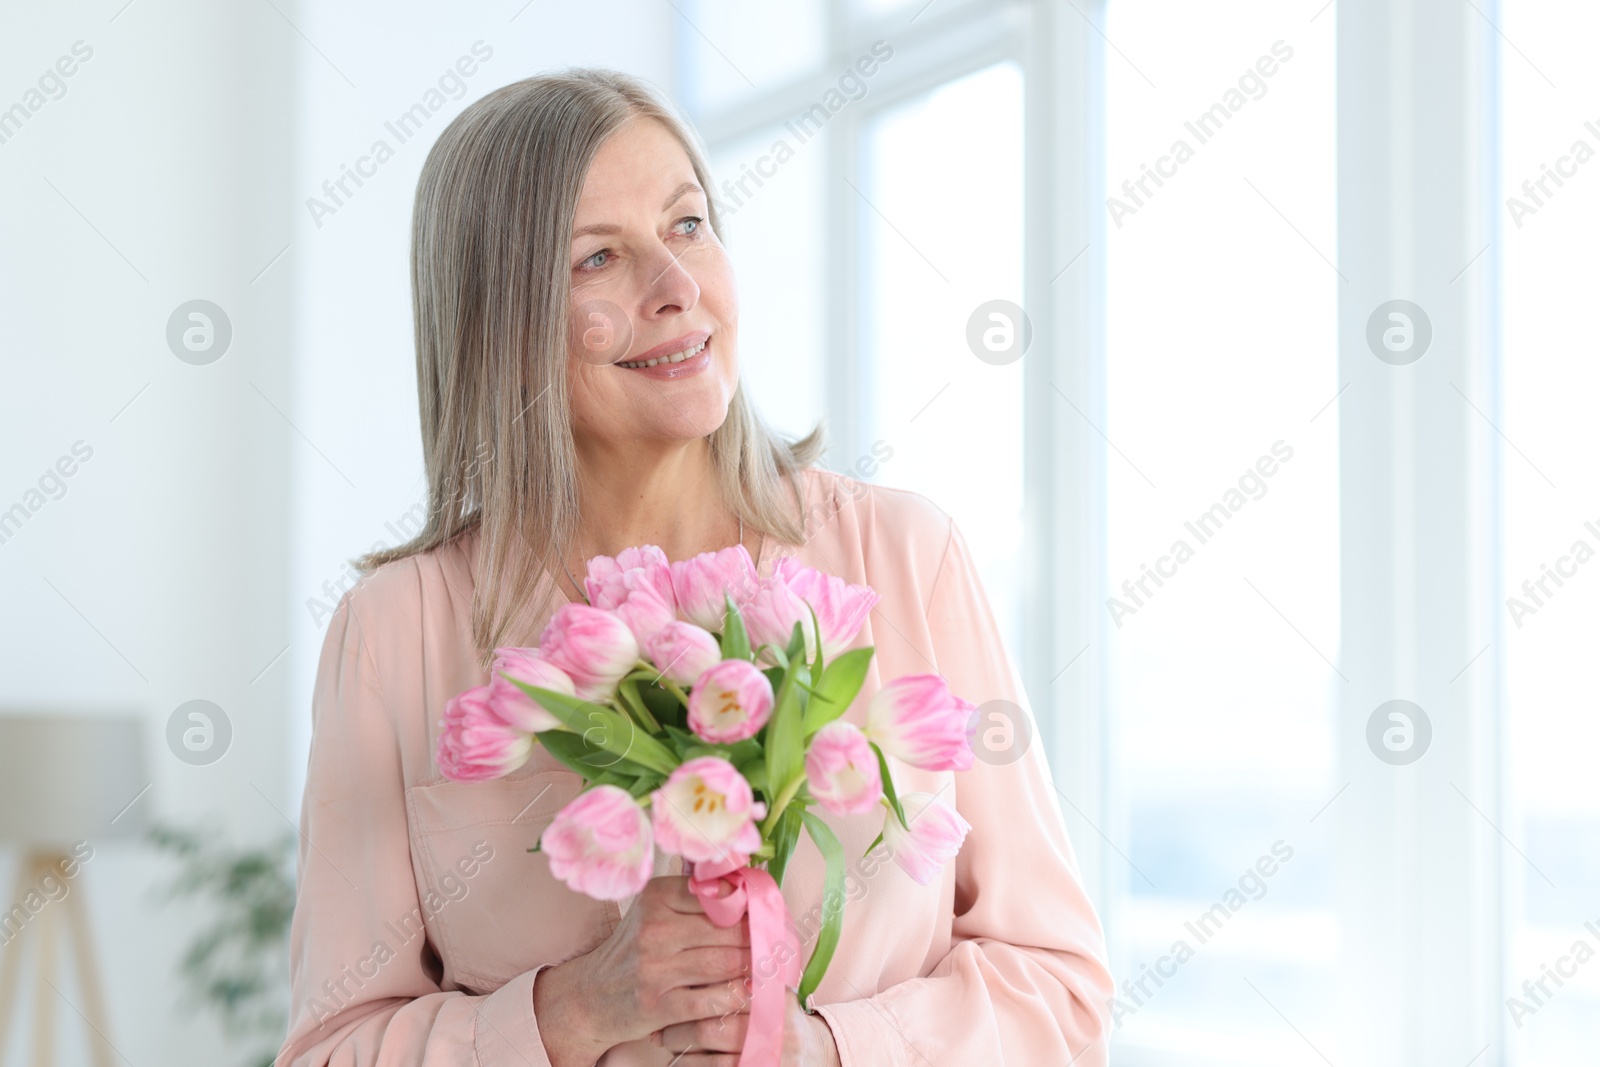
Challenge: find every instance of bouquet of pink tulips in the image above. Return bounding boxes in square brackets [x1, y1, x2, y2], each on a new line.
[436, 542, 974, 1063]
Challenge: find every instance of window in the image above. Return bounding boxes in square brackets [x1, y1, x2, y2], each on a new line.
[706, 121, 830, 441]
[1103, 1, 1339, 1058]
[680, 0, 1031, 657]
[858, 62, 1026, 651]
[1500, 2, 1600, 1061]
[679, 3, 1599, 1063]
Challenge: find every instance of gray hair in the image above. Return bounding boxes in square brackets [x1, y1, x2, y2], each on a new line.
[355, 67, 824, 666]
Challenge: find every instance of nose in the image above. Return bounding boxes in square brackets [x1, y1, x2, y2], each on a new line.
[638, 241, 700, 319]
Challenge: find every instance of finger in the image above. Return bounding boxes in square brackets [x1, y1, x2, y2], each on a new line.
[660, 977, 756, 1027]
[663, 944, 750, 987]
[659, 1011, 749, 1055]
[650, 910, 749, 954]
[673, 912, 750, 949]
[634, 916, 747, 976]
[651, 875, 703, 914]
[665, 874, 736, 914]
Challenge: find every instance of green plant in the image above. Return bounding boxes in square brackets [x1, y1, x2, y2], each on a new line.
[146, 822, 296, 1067]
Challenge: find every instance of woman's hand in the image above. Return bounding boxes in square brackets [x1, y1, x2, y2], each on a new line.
[531, 875, 752, 1067]
[651, 988, 842, 1066]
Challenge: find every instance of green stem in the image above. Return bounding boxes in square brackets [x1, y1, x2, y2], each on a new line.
[632, 659, 692, 708]
[616, 673, 661, 733]
[661, 678, 691, 709]
[759, 772, 807, 839]
[630, 699, 661, 733]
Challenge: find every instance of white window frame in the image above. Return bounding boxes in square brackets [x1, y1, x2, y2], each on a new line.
[1326, 0, 1505, 1062]
[675, 0, 1114, 908]
[679, 1, 1510, 1063]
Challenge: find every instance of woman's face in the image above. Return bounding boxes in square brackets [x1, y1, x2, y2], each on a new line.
[565, 117, 738, 453]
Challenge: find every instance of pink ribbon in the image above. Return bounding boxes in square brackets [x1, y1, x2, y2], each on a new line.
[688, 855, 801, 1067]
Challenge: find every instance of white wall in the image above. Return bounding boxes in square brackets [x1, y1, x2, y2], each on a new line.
[286, 0, 675, 816]
[0, 1, 673, 1061]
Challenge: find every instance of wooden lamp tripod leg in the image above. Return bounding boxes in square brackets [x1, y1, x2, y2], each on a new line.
[0, 851, 119, 1067]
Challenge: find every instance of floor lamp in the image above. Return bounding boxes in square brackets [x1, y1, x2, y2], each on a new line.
[0, 715, 147, 1067]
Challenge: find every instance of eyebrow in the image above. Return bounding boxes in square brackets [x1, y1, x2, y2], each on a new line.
[659, 180, 704, 211]
[570, 181, 704, 240]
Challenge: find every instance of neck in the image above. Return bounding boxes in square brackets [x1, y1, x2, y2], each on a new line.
[570, 434, 737, 563]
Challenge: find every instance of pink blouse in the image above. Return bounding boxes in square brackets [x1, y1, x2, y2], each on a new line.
[277, 466, 1113, 1066]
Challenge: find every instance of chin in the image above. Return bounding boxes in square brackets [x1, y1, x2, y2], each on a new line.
[667, 392, 734, 438]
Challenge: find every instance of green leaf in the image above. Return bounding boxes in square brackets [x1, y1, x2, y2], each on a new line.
[614, 678, 660, 731]
[805, 602, 825, 676]
[767, 804, 804, 887]
[722, 737, 762, 765]
[870, 741, 908, 829]
[661, 723, 698, 757]
[861, 830, 884, 860]
[797, 811, 846, 1003]
[801, 647, 875, 737]
[638, 680, 682, 727]
[784, 619, 807, 664]
[506, 679, 678, 776]
[763, 663, 809, 800]
[587, 768, 636, 790]
[626, 774, 663, 799]
[533, 730, 610, 779]
[538, 731, 653, 782]
[721, 593, 752, 661]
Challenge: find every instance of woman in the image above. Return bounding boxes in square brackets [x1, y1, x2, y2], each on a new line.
[277, 68, 1113, 1066]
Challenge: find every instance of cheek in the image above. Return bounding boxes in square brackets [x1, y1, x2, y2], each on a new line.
[565, 360, 621, 426]
[568, 296, 637, 368]
[696, 257, 738, 358]
[701, 249, 738, 317]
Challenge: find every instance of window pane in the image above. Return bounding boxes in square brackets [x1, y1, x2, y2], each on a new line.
[681, 0, 828, 115]
[1499, 3, 1600, 1062]
[851, 0, 922, 17]
[858, 62, 1026, 656]
[709, 124, 829, 441]
[1104, 1, 1340, 1058]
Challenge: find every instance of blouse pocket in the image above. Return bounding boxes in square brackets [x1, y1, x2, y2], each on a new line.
[405, 768, 620, 993]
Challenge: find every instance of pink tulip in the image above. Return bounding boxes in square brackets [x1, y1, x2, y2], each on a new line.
[883, 791, 970, 886]
[650, 756, 766, 864]
[864, 674, 976, 772]
[740, 573, 812, 659]
[644, 621, 722, 688]
[539, 785, 655, 901]
[687, 659, 775, 744]
[584, 544, 676, 613]
[436, 684, 533, 782]
[772, 557, 878, 660]
[804, 721, 884, 815]
[536, 602, 640, 701]
[488, 647, 573, 733]
[611, 571, 677, 648]
[670, 544, 761, 632]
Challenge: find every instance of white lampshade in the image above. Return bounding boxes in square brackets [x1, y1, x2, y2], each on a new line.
[0, 714, 149, 847]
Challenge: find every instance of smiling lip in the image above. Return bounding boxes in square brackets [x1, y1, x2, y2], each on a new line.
[615, 329, 712, 366]
[614, 337, 710, 379]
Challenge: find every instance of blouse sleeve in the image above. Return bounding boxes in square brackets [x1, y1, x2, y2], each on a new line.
[276, 591, 561, 1067]
[812, 515, 1115, 1066]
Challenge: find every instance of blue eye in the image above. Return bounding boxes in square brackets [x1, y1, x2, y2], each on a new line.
[579, 249, 609, 271]
[676, 216, 704, 236]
